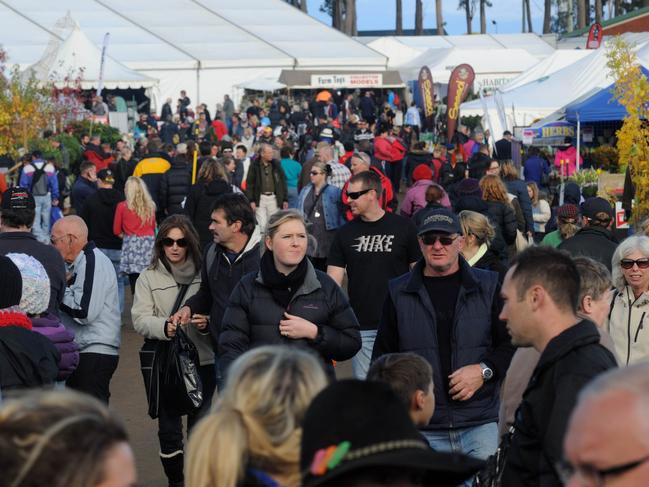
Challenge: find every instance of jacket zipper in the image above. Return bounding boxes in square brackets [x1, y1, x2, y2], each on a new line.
[627, 293, 633, 365]
[634, 312, 646, 344]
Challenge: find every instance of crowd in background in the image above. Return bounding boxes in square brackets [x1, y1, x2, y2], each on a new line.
[1, 88, 649, 487]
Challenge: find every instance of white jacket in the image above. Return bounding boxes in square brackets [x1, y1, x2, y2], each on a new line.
[608, 286, 649, 366]
[131, 261, 213, 365]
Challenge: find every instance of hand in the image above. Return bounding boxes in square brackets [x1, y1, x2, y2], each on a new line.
[279, 312, 318, 340]
[449, 364, 484, 401]
[282, 201, 289, 209]
[190, 313, 209, 330]
[251, 202, 257, 211]
[166, 320, 178, 338]
[170, 306, 192, 326]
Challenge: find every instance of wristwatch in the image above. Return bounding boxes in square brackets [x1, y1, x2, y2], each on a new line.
[480, 362, 493, 381]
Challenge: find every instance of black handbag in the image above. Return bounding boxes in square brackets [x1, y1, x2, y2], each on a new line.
[139, 283, 190, 419]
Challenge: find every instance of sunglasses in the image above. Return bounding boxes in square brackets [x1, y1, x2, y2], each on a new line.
[347, 188, 372, 200]
[310, 171, 324, 176]
[162, 237, 188, 248]
[621, 258, 649, 269]
[420, 234, 458, 246]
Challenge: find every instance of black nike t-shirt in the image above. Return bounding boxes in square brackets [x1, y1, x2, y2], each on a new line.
[328, 212, 421, 330]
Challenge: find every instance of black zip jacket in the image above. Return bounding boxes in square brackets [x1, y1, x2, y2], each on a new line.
[80, 188, 124, 250]
[218, 260, 361, 376]
[501, 320, 617, 486]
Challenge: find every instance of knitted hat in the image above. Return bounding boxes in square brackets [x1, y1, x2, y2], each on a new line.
[557, 203, 579, 220]
[455, 178, 482, 197]
[0, 255, 22, 310]
[412, 164, 433, 182]
[6, 253, 50, 315]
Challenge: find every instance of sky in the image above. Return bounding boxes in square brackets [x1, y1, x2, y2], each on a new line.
[306, 0, 549, 35]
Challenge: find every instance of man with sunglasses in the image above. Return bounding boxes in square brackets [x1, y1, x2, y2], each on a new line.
[559, 197, 618, 272]
[373, 208, 513, 466]
[328, 171, 420, 380]
[51, 215, 121, 404]
[562, 363, 649, 487]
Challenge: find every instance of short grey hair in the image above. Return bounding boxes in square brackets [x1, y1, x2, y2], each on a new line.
[575, 362, 649, 445]
[611, 235, 649, 291]
[351, 151, 371, 166]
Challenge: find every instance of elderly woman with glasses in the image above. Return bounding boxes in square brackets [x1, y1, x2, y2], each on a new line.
[131, 214, 215, 486]
[296, 161, 345, 271]
[609, 235, 649, 366]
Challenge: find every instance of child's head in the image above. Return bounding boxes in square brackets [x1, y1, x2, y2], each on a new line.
[367, 353, 435, 427]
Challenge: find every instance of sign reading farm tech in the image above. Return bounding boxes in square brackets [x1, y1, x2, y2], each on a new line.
[311, 73, 383, 88]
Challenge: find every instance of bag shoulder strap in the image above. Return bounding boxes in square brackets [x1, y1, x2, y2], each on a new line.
[171, 284, 191, 315]
[206, 243, 218, 275]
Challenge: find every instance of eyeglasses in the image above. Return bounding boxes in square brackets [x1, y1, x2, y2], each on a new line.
[50, 234, 72, 245]
[555, 456, 649, 486]
[162, 237, 188, 248]
[621, 258, 649, 270]
[310, 171, 324, 176]
[347, 188, 372, 200]
[420, 233, 458, 246]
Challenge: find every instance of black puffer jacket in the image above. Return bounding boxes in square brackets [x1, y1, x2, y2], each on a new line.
[184, 178, 233, 248]
[159, 156, 192, 216]
[484, 200, 517, 246]
[218, 260, 361, 376]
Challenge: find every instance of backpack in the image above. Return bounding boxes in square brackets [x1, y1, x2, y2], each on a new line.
[31, 164, 49, 196]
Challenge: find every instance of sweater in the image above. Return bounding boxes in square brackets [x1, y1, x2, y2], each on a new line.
[113, 201, 156, 237]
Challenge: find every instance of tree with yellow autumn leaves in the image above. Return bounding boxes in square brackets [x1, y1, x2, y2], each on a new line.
[0, 47, 60, 157]
[606, 37, 649, 224]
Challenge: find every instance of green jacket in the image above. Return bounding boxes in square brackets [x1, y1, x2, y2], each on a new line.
[245, 158, 288, 206]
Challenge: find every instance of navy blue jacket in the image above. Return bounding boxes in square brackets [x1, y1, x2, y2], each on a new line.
[505, 178, 534, 235]
[373, 258, 514, 430]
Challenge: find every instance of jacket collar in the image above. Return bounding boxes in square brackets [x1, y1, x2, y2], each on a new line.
[575, 226, 617, 242]
[404, 256, 479, 293]
[0, 231, 37, 241]
[535, 320, 600, 373]
[255, 257, 321, 297]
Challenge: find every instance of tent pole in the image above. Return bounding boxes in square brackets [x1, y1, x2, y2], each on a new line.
[576, 113, 580, 173]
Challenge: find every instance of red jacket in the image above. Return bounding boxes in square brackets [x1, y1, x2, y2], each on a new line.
[341, 166, 394, 221]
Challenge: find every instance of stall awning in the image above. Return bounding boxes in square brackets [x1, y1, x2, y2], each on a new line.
[278, 70, 404, 89]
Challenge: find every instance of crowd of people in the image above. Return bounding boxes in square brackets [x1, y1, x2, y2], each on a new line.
[0, 89, 649, 487]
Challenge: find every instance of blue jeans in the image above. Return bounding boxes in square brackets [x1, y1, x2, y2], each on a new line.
[98, 248, 125, 313]
[421, 422, 498, 486]
[287, 187, 299, 209]
[351, 329, 377, 379]
[32, 194, 51, 244]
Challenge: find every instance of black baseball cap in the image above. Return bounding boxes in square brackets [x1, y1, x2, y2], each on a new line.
[417, 208, 461, 236]
[581, 197, 614, 220]
[1, 187, 35, 210]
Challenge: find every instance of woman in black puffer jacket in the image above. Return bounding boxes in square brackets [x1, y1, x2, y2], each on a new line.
[184, 159, 232, 249]
[218, 210, 361, 377]
[479, 175, 517, 262]
[159, 149, 192, 217]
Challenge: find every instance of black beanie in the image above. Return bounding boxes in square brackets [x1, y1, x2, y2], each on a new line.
[0, 255, 22, 309]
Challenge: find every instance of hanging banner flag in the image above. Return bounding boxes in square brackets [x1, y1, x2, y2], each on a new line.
[446, 63, 475, 143]
[586, 23, 603, 49]
[96, 32, 110, 97]
[417, 66, 435, 119]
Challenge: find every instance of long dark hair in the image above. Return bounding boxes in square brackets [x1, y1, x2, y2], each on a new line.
[151, 214, 202, 271]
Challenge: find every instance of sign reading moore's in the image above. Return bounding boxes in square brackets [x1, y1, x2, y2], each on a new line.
[310, 73, 383, 88]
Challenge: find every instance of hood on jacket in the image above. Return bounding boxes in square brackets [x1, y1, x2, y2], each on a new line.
[454, 195, 489, 215]
[205, 178, 233, 196]
[96, 188, 124, 206]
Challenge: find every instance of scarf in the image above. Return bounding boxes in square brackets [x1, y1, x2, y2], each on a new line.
[260, 250, 308, 309]
[0, 309, 32, 330]
[168, 259, 197, 285]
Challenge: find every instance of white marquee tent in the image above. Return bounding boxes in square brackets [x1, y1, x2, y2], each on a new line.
[25, 25, 157, 90]
[1, 0, 387, 112]
[398, 47, 540, 95]
[460, 39, 649, 137]
[363, 33, 555, 68]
